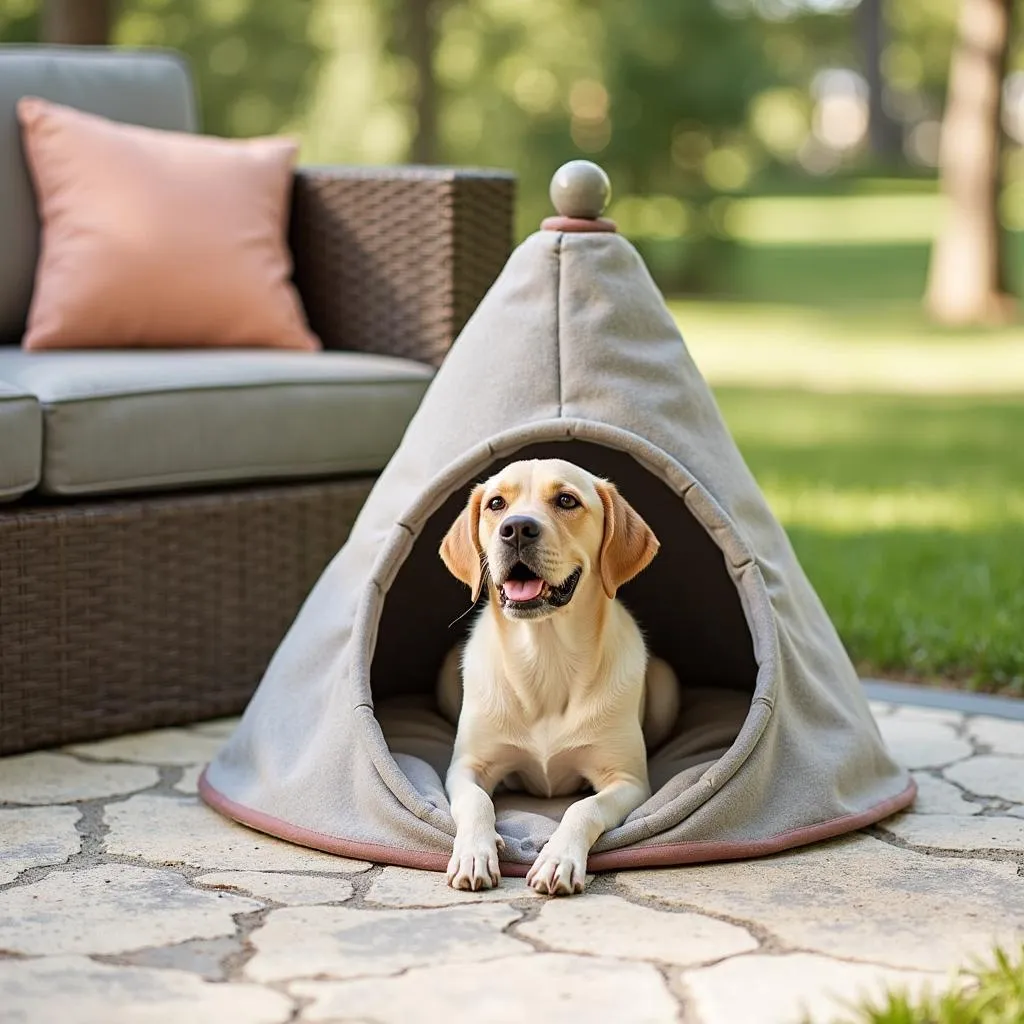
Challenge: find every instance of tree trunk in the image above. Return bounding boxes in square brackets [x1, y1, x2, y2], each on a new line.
[857, 0, 902, 161]
[925, 0, 1015, 325]
[43, 0, 113, 45]
[407, 0, 439, 164]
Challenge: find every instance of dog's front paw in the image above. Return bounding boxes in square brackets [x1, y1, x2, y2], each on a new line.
[526, 842, 587, 896]
[447, 834, 501, 891]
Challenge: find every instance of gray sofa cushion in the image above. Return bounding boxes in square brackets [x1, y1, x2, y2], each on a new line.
[0, 350, 433, 497]
[0, 46, 197, 345]
[0, 379, 42, 500]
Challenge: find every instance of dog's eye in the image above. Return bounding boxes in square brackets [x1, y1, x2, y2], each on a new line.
[487, 495, 506, 512]
[556, 493, 580, 510]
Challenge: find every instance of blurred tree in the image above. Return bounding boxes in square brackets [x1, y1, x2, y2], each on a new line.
[404, 0, 442, 163]
[857, 0, 902, 159]
[428, 0, 608, 233]
[299, 0, 415, 166]
[925, 0, 1015, 324]
[2, 1, 324, 142]
[11, 0, 1014, 300]
[601, 0, 770, 192]
[879, 0, 959, 171]
[0, 0, 41, 43]
[43, 0, 113, 44]
[419, 0, 777, 285]
[598, 0, 774, 288]
[112, 0, 324, 141]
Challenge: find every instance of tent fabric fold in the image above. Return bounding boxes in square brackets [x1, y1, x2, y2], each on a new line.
[200, 223, 914, 871]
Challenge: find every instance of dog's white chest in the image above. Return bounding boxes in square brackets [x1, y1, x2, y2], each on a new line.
[506, 718, 590, 798]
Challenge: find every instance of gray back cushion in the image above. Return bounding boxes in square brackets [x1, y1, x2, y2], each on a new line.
[0, 46, 197, 345]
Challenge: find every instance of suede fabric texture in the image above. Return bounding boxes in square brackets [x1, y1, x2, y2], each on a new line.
[201, 229, 914, 871]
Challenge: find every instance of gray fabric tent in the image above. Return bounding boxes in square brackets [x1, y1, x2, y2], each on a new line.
[201, 165, 914, 873]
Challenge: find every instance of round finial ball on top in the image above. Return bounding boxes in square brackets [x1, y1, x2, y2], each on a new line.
[549, 160, 611, 220]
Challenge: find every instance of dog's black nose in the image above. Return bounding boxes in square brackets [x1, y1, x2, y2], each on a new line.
[499, 515, 541, 546]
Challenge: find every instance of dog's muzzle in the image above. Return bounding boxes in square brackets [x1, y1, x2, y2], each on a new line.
[496, 561, 583, 615]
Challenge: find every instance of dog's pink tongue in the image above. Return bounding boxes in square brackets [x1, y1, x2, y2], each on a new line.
[503, 578, 544, 602]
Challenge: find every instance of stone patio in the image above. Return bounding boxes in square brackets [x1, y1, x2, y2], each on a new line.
[1, 698, 1022, 1023]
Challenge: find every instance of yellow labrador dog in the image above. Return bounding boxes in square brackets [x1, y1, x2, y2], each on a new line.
[437, 458, 679, 895]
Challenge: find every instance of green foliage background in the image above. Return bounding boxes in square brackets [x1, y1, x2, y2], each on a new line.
[0, 0, 967, 251]
[0, 0, 323, 138]
[3, 0, 1023, 692]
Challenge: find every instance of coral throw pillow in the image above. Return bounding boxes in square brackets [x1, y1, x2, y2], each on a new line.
[17, 97, 319, 351]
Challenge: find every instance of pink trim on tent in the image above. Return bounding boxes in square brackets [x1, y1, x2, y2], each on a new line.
[199, 769, 916, 876]
[541, 215, 617, 233]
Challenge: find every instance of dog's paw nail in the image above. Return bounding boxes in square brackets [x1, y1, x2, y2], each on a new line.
[446, 841, 501, 891]
[527, 851, 586, 896]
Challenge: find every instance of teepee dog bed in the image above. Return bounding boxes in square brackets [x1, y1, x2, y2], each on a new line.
[200, 161, 915, 873]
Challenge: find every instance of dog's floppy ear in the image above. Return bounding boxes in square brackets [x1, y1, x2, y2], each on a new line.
[440, 484, 486, 601]
[595, 481, 659, 598]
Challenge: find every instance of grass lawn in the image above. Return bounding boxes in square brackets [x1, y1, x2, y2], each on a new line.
[668, 302, 1024, 695]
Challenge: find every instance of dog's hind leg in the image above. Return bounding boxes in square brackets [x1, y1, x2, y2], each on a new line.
[641, 656, 681, 751]
[436, 645, 464, 726]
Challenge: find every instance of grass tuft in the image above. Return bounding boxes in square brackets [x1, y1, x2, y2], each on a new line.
[828, 946, 1024, 1024]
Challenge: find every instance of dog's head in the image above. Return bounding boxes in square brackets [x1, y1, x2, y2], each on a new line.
[439, 459, 659, 621]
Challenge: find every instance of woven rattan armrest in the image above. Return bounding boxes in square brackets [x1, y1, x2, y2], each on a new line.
[289, 166, 516, 367]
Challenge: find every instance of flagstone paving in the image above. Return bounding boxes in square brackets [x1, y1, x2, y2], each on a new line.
[1, 700, 1022, 1023]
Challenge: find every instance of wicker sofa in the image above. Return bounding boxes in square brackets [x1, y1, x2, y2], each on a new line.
[0, 46, 514, 756]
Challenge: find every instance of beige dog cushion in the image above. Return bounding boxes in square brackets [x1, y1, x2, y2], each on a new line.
[201, 203, 913, 873]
